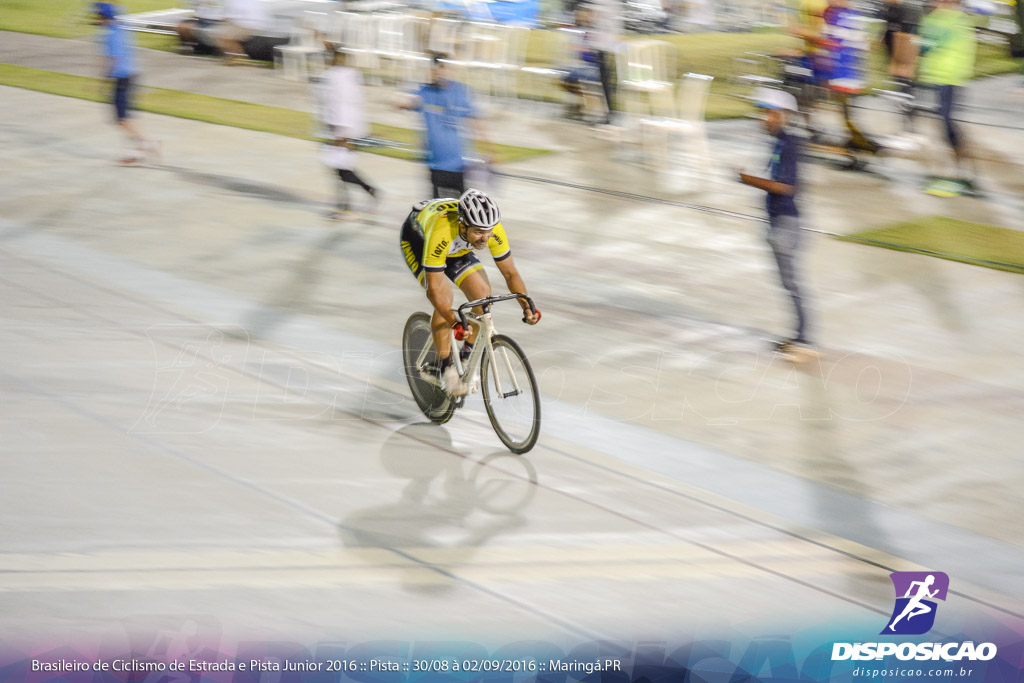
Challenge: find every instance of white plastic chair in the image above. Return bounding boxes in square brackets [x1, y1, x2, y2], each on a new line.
[465, 22, 509, 96]
[274, 17, 326, 81]
[395, 15, 431, 85]
[639, 73, 714, 172]
[325, 10, 347, 45]
[341, 12, 380, 76]
[427, 17, 462, 55]
[617, 39, 676, 118]
[495, 24, 529, 99]
[374, 13, 406, 81]
[372, 13, 431, 85]
[518, 28, 573, 104]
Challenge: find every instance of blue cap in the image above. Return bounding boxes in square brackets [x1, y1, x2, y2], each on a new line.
[94, 2, 117, 18]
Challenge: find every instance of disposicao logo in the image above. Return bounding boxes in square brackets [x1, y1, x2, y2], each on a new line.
[883, 571, 949, 635]
[831, 571, 998, 662]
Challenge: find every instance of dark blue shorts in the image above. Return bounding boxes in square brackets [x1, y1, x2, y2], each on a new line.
[113, 76, 134, 121]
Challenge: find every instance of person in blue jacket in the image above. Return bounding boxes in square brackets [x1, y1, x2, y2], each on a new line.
[399, 53, 492, 199]
[94, 2, 159, 165]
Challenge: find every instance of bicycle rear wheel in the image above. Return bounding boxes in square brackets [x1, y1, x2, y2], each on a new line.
[402, 312, 456, 425]
[480, 334, 541, 453]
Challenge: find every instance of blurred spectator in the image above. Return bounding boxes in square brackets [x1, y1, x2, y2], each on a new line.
[399, 54, 491, 199]
[93, 2, 159, 166]
[320, 49, 377, 221]
[787, 0, 828, 133]
[877, 0, 920, 130]
[821, 0, 880, 164]
[176, 0, 223, 54]
[738, 89, 814, 359]
[559, 8, 602, 120]
[879, 0, 920, 60]
[584, 0, 622, 126]
[214, 0, 271, 64]
[919, 0, 978, 193]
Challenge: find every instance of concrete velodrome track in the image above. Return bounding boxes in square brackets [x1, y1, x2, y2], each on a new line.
[1, 84, 1022, 650]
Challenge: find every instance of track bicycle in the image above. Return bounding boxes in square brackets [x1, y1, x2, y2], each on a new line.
[401, 294, 541, 454]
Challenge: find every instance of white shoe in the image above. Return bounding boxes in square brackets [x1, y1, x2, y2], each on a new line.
[441, 363, 468, 397]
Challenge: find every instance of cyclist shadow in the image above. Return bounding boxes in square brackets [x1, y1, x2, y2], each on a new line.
[338, 423, 539, 592]
[793, 355, 894, 604]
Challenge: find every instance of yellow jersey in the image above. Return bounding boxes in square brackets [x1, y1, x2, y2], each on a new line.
[416, 198, 511, 273]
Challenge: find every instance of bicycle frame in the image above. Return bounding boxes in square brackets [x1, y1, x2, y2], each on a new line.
[413, 294, 536, 399]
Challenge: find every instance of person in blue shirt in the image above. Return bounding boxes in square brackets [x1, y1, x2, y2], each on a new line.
[399, 53, 491, 198]
[94, 2, 159, 165]
[738, 88, 814, 360]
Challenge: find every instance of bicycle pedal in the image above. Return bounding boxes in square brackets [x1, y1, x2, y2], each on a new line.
[470, 379, 480, 394]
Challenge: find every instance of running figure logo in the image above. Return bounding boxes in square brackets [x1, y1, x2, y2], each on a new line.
[882, 571, 949, 635]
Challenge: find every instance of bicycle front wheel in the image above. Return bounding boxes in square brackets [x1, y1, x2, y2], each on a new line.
[402, 312, 456, 425]
[480, 334, 541, 453]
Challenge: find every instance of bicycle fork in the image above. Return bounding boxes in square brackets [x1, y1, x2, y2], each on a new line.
[488, 337, 523, 399]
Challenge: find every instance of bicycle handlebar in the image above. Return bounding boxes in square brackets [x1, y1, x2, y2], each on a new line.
[456, 294, 536, 329]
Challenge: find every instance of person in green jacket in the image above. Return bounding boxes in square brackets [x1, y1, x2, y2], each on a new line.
[918, 0, 977, 193]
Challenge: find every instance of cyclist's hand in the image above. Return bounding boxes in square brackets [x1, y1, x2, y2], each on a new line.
[453, 322, 468, 340]
[522, 308, 541, 325]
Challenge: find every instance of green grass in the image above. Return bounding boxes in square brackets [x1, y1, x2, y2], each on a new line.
[839, 216, 1024, 274]
[0, 0, 179, 49]
[2, 0, 1019, 120]
[0, 63, 551, 164]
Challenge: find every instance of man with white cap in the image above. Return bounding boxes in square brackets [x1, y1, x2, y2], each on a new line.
[738, 88, 814, 359]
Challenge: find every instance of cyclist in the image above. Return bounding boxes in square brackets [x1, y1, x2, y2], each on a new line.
[400, 189, 541, 396]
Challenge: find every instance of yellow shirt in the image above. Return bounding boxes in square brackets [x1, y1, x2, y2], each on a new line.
[417, 199, 511, 272]
[795, 0, 828, 52]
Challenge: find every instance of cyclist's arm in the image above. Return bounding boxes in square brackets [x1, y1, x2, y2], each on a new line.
[496, 255, 526, 295]
[425, 271, 458, 327]
[495, 256, 537, 322]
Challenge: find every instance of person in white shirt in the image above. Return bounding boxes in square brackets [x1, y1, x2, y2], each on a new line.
[320, 49, 377, 220]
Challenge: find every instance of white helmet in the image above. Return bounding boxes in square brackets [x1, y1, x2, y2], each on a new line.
[458, 189, 500, 229]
